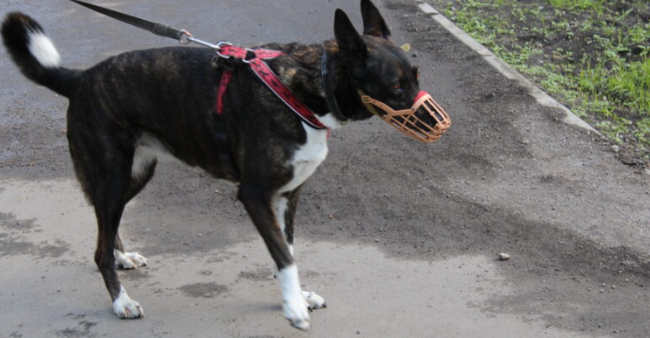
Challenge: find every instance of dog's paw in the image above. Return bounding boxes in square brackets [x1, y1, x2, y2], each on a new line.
[302, 291, 327, 310]
[115, 250, 148, 270]
[113, 288, 144, 319]
[283, 297, 311, 330]
[124, 252, 148, 268]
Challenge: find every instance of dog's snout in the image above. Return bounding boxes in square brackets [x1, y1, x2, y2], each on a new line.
[415, 105, 437, 128]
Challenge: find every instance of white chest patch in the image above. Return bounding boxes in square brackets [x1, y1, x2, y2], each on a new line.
[314, 112, 345, 130]
[279, 123, 329, 193]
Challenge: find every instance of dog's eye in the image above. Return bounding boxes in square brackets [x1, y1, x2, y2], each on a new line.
[393, 84, 402, 90]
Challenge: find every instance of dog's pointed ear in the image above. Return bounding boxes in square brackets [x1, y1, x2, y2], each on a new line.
[361, 0, 390, 38]
[334, 9, 368, 70]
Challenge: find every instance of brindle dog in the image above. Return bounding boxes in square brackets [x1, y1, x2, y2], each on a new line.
[2, 0, 438, 330]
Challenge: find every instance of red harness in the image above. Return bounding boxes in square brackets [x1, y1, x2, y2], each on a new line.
[215, 45, 328, 131]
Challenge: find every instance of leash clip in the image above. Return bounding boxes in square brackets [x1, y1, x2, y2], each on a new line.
[178, 30, 192, 44]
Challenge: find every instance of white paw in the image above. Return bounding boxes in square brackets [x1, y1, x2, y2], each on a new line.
[283, 296, 311, 330]
[302, 291, 327, 310]
[124, 252, 148, 267]
[113, 287, 144, 319]
[277, 265, 310, 330]
[115, 250, 148, 270]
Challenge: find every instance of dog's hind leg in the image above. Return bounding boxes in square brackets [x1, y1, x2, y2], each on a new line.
[238, 184, 311, 330]
[91, 166, 145, 319]
[68, 122, 146, 319]
[114, 159, 157, 270]
[276, 188, 326, 310]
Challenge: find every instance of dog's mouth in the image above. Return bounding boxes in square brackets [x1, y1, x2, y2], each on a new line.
[358, 90, 451, 143]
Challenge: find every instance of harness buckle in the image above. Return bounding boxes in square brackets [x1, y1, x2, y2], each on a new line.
[215, 41, 234, 59]
[242, 49, 257, 64]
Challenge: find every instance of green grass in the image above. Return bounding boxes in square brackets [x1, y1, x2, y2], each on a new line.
[546, 0, 607, 13]
[579, 58, 650, 113]
[578, 57, 650, 143]
[434, 0, 650, 159]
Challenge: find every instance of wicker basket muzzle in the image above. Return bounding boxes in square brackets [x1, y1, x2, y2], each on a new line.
[359, 90, 451, 143]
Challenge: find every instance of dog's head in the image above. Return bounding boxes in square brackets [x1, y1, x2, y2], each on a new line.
[333, 0, 450, 142]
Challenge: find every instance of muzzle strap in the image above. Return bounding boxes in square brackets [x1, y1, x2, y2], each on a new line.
[358, 89, 451, 143]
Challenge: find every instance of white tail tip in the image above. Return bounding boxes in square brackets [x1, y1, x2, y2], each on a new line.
[28, 31, 61, 68]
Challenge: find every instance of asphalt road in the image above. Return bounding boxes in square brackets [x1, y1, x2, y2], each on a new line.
[1, 0, 649, 337]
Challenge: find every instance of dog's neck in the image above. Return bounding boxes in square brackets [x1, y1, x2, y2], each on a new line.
[271, 41, 371, 127]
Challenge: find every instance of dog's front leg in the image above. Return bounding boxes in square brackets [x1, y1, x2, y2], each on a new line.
[238, 185, 310, 330]
[277, 188, 326, 310]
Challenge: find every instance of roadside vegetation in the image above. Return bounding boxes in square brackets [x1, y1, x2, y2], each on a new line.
[426, 0, 650, 163]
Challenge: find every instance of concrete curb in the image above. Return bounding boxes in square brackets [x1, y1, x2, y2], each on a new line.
[415, 0, 603, 136]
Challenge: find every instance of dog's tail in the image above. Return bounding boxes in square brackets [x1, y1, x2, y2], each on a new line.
[2, 12, 79, 97]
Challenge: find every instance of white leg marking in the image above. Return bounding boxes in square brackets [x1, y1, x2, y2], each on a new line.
[114, 250, 148, 269]
[113, 286, 144, 319]
[273, 196, 290, 241]
[271, 195, 294, 277]
[277, 265, 310, 330]
[27, 31, 61, 68]
[271, 247, 294, 279]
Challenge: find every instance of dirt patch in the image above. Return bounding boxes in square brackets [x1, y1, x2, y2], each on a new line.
[179, 282, 228, 298]
[54, 320, 97, 338]
[0, 213, 68, 258]
[239, 268, 273, 281]
[0, 212, 36, 231]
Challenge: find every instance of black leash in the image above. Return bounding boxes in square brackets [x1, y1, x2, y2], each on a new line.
[70, 0, 221, 49]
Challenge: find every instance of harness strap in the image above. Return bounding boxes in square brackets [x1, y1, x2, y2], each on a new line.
[217, 70, 232, 115]
[215, 45, 328, 131]
[247, 58, 327, 130]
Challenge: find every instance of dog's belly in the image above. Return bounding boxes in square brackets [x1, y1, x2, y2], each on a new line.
[132, 125, 328, 192]
[131, 133, 176, 179]
[280, 124, 329, 193]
